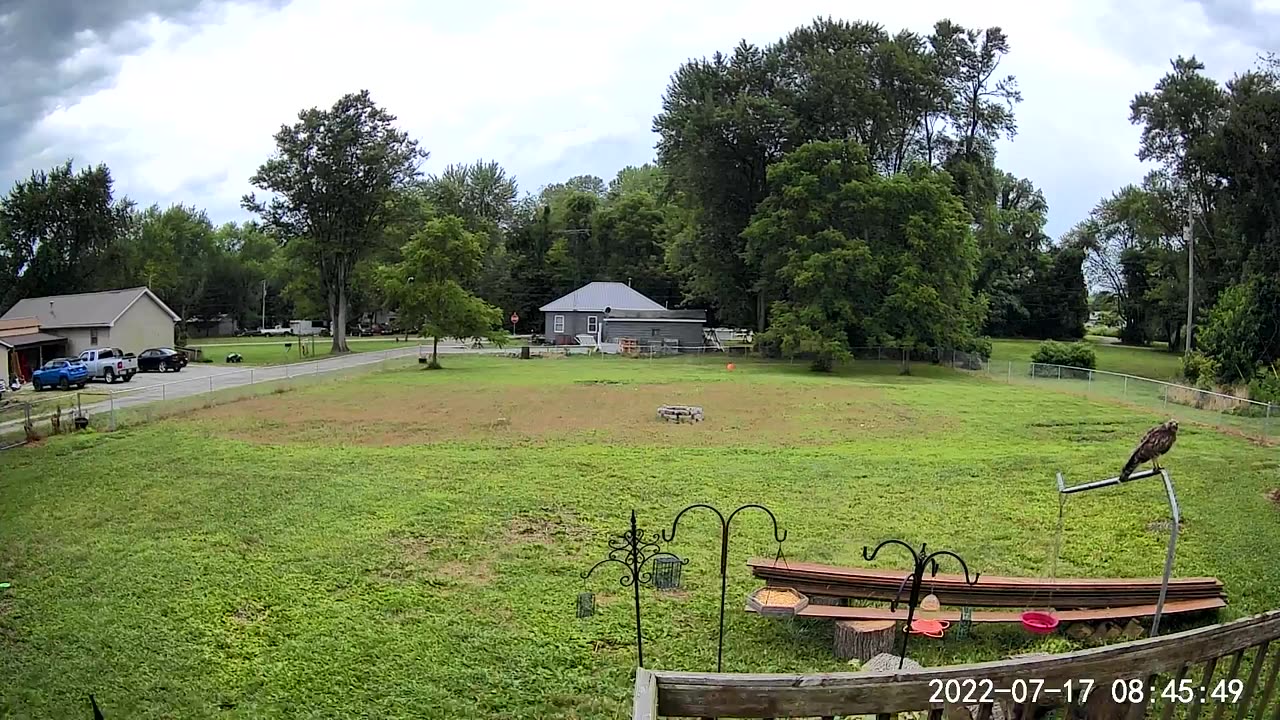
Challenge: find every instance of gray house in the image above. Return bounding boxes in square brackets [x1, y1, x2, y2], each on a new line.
[540, 282, 706, 350]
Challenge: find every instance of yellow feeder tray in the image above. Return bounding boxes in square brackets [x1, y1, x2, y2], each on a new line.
[747, 587, 810, 617]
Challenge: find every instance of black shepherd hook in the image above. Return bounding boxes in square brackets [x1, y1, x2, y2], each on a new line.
[662, 503, 788, 672]
[862, 539, 979, 669]
[582, 510, 687, 668]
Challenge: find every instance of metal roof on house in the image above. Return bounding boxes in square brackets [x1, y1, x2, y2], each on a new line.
[0, 287, 179, 329]
[0, 332, 67, 348]
[539, 282, 666, 312]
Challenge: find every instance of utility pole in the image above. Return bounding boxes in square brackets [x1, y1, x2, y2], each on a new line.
[1183, 192, 1194, 354]
[261, 279, 267, 331]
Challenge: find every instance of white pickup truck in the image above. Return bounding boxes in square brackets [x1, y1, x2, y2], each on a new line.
[78, 347, 138, 383]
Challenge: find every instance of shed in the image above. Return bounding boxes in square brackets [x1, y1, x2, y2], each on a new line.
[0, 317, 68, 382]
[0, 287, 179, 357]
[539, 282, 706, 351]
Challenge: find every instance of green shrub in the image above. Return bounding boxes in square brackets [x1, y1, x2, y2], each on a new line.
[958, 336, 993, 360]
[1181, 352, 1216, 384]
[1031, 340, 1097, 370]
[1248, 367, 1280, 406]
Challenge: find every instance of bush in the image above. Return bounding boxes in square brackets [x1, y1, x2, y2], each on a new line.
[1248, 367, 1280, 406]
[1031, 340, 1097, 370]
[958, 336, 993, 361]
[1181, 352, 1216, 384]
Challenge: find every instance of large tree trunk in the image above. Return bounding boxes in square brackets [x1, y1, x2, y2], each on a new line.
[333, 288, 350, 353]
[430, 335, 440, 369]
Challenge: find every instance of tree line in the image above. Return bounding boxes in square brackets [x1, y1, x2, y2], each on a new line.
[1072, 54, 1280, 394]
[1, 18, 1274, 381]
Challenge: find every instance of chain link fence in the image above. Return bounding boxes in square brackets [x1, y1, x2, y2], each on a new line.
[3, 341, 1272, 448]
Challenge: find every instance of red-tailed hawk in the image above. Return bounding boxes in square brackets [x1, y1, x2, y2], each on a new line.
[1120, 420, 1179, 480]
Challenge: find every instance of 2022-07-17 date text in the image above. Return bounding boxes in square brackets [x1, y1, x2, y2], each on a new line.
[928, 677, 1245, 705]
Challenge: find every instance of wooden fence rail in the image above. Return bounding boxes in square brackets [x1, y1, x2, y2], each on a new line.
[635, 610, 1280, 719]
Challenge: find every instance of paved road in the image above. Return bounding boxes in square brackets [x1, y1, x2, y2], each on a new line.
[1, 343, 506, 436]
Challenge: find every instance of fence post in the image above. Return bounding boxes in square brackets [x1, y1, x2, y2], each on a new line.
[1057, 365, 1062, 380]
[286, 365, 291, 379]
[878, 347, 882, 361]
[250, 367, 255, 384]
[1123, 376, 1128, 399]
[1007, 361, 1012, 383]
[1266, 403, 1273, 441]
[109, 393, 116, 431]
[1163, 385, 1169, 410]
[1087, 371, 1093, 394]
[162, 383, 166, 401]
[209, 376, 213, 394]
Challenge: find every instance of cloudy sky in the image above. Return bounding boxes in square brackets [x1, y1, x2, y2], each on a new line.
[1, 0, 1275, 238]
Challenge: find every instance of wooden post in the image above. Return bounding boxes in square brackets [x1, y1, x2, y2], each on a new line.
[834, 619, 896, 661]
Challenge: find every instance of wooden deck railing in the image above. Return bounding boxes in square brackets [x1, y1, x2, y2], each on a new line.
[635, 610, 1280, 719]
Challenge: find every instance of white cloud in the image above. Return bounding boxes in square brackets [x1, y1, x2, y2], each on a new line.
[11, 0, 1273, 235]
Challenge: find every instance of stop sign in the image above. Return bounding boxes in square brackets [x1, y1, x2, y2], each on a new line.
[510, 312, 520, 325]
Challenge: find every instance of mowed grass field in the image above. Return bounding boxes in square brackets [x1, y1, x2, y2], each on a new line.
[3, 355, 1278, 719]
[990, 337, 1185, 379]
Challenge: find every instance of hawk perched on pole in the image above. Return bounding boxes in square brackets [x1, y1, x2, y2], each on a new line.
[1120, 420, 1179, 480]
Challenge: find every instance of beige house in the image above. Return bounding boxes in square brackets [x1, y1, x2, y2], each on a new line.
[1, 287, 179, 361]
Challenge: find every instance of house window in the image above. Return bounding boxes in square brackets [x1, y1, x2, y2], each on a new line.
[586, 316, 598, 334]
[553, 315, 565, 333]
[651, 328, 661, 337]
[90, 330, 98, 345]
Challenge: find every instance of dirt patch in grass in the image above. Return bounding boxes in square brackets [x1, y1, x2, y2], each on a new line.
[230, 601, 268, 625]
[1266, 488, 1280, 507]
[183, 380, 931, 447]
[503, 509, 592, 547]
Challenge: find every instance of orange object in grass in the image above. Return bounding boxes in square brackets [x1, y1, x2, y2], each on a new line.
[727, 363, 736, 371]
[909, 618, 950, 638]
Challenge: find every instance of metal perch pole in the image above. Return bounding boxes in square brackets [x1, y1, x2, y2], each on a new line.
[862, 539, 979, 669]
[1055, 467, 1179, 635]
[662, 504, 787, 672]
[582, 510, 686, 668]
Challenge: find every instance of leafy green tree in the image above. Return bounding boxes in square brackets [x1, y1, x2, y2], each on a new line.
[244, 90, 426, 353]
[117, 205, 218, 342]
[422, 160, 519, 311]
[592, 192, 680, 306]
[0, 161, 132, 307]
[745, 139, 982, 370]
[378, 216, 502, 368]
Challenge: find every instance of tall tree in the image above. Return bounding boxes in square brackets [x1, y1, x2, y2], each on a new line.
[244, 90, 426, 353]
[744, 139, 983, 370]
[0, 161, 132, 307]
[378, 216, 502, 368]
[120, 204, 218, 342]
[422, 160, 519, 310]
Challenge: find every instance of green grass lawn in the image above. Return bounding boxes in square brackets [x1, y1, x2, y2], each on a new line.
[188, 337, 421, 365]
[990, 337, 1186, 379]
[3, 355, 1278, 718]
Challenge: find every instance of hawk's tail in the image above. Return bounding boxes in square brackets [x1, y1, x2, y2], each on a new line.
[1119, 451, 1141, 481]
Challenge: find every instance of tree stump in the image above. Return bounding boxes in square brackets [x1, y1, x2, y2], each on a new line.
[834, 619, 896, 661]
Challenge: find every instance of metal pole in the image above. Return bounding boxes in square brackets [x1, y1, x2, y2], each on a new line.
[1266, 403, 1272, 442]
[1163, 385, 1169, 410]
[1087, 370, 1092, 394]
[1007, 361, 1012, 383]
[250, 368, 255, 385]
[1123, 376, 1128, 399]
[1152, 470, 1180, 636]
[1184, 193, 1194, 354]
[1057, 365, 1062, 380]
[109, 393, 116, 431]
[208, 376, 213, 394]
[162, 383, 166, 401]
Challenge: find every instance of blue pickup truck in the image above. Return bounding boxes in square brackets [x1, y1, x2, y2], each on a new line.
[31, 358, 89, 391]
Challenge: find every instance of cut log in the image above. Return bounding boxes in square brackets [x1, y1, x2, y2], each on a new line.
[834, 619, 896, 661]
[1065, 622, 1095, 641]
[1121, 619, 1145, 640]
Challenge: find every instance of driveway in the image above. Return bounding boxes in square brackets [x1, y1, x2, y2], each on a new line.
[1, 343, 506, 437]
